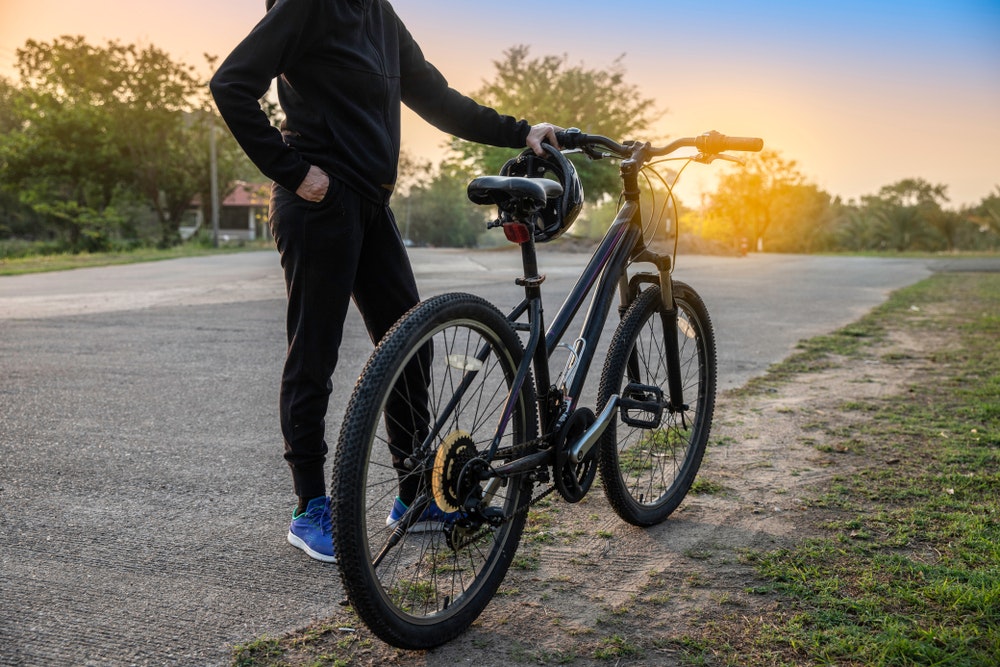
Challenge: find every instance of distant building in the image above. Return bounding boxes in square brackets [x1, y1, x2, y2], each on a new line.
[182, 181, 270, 241]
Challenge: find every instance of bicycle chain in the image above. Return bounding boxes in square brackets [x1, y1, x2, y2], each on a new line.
[446, 439, 558, 551]
[492, 437, 560, 516]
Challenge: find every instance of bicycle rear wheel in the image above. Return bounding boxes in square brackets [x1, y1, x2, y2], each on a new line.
[597, 281, 716, 526]
[332, 293, 537, 649]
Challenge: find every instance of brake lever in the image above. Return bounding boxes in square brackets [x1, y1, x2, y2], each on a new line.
[576, 145, 609, 160]
[693, 152, 746, 166]
[563, 146, 612, 161]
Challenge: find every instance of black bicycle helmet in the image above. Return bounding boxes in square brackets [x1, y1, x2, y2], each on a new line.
[499, 144, 584, 242]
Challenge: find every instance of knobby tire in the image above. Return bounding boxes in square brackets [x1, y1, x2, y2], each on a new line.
[597, 282, 717, 526]
[332, 292, 537, 649]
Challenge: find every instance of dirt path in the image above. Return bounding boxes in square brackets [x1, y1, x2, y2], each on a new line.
[264, 324, 933, 666]
[4, 252, 948, 667]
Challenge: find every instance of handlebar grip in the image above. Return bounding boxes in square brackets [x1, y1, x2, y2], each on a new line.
[725, 136, 765, 152]
[554, 129, 583, 149]
[696, 131, 763, 153]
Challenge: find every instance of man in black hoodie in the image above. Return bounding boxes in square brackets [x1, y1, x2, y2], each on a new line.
[211, 0, 560, 563]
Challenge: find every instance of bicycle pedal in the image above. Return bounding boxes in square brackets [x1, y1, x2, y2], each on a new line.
[619, 383, 665, 429]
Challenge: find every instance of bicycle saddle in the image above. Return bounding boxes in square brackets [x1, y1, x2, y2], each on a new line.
[467, 176, 563, 211]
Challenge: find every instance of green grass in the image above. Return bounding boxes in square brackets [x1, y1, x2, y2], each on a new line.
[227, 271, 998, 666]
[690, 478, 726, 496]
[593, 633, 642, 660]
[685, 273, 1000, 666]
[0, 240, 273, 276]
[232, 636, 283, 667]
[732, 318, 885, 396]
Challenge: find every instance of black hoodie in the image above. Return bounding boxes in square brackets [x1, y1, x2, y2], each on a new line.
[210, 0, 531, 203]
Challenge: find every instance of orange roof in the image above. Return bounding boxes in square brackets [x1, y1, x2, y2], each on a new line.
[222, 182, 269, 207]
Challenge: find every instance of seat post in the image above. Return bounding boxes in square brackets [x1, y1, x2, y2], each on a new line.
[515, 231, 553, 430]
[516, 233, 545, 299]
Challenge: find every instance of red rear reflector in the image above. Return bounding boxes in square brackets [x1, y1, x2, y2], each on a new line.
[503, 222, 531, 244]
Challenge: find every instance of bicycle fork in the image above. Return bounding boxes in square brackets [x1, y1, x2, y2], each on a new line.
[658, 274, 688, 415]
[568, 266, 686, 465]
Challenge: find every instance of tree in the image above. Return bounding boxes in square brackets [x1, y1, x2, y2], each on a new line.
[395, 149, 434, 197]
[0, 76, 48, 242]
[403, 169, 486, 248]
[446, 46, 661, 204]
[833, 204, 878, 252]
[0, 77, 19, 134]
[767, 183, 837, 253]
[873, 178, 949, 209]
[115, 47, 215, 245]
[0, 36, 242, 249]
[960, 186, 1000, 251]
[2, 42, 125, 247]
[700, 150, 827, 252]
[973, 187, 1000, 236]
[860, 178, 950, 251]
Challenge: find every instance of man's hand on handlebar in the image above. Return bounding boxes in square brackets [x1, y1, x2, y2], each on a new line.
[526, 123, 564, 156]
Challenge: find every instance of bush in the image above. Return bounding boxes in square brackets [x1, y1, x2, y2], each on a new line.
[0, 238, 69, 260]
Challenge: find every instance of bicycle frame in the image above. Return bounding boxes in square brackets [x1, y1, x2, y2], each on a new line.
[410, 130, 764, 482]
[419, 129, 765, 480]
[333, 130, 761, 651]
[486, 181, 682, 473]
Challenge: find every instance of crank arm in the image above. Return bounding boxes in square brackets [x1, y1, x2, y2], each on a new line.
[568, 396, 618, 464]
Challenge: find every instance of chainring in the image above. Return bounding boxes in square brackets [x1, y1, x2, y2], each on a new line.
[554, 407, 597, 503]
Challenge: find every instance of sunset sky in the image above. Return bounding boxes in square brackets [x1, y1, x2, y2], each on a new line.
[2, 0, 998, 207]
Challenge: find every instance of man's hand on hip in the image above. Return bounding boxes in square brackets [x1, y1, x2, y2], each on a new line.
[296, 165, 330, 202]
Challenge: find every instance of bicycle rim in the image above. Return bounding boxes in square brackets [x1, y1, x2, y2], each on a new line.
[333, 293, 536, 649]
[598, 282, 716, 526]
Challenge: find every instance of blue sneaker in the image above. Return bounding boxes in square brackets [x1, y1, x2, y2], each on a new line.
[287, 496, 336, 563]
[385, 496, 461, 534]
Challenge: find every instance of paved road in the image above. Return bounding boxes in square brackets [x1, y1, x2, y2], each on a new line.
[0, 249, 969, 665]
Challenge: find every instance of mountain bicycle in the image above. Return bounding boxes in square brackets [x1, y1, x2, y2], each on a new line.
[331, 128, 763, 649]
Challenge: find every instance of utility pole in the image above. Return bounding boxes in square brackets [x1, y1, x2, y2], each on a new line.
[210, 124, 220, 248]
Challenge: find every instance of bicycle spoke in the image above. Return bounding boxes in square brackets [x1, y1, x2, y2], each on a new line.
[333, 294, 536, 649]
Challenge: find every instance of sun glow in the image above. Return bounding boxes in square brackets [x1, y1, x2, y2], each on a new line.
[2, 0, 998, 207]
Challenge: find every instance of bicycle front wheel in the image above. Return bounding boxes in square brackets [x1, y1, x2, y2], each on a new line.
[332, 293, 537, 649]
[597, 281, 716, 526]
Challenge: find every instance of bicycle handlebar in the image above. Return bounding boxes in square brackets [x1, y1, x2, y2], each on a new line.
[554, 128, 763, 160]
[554, 131, 627, 156]
[695, 131, 764, 154]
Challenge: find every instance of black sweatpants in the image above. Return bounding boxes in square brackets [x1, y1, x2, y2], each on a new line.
[269, 178, 425, 500]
